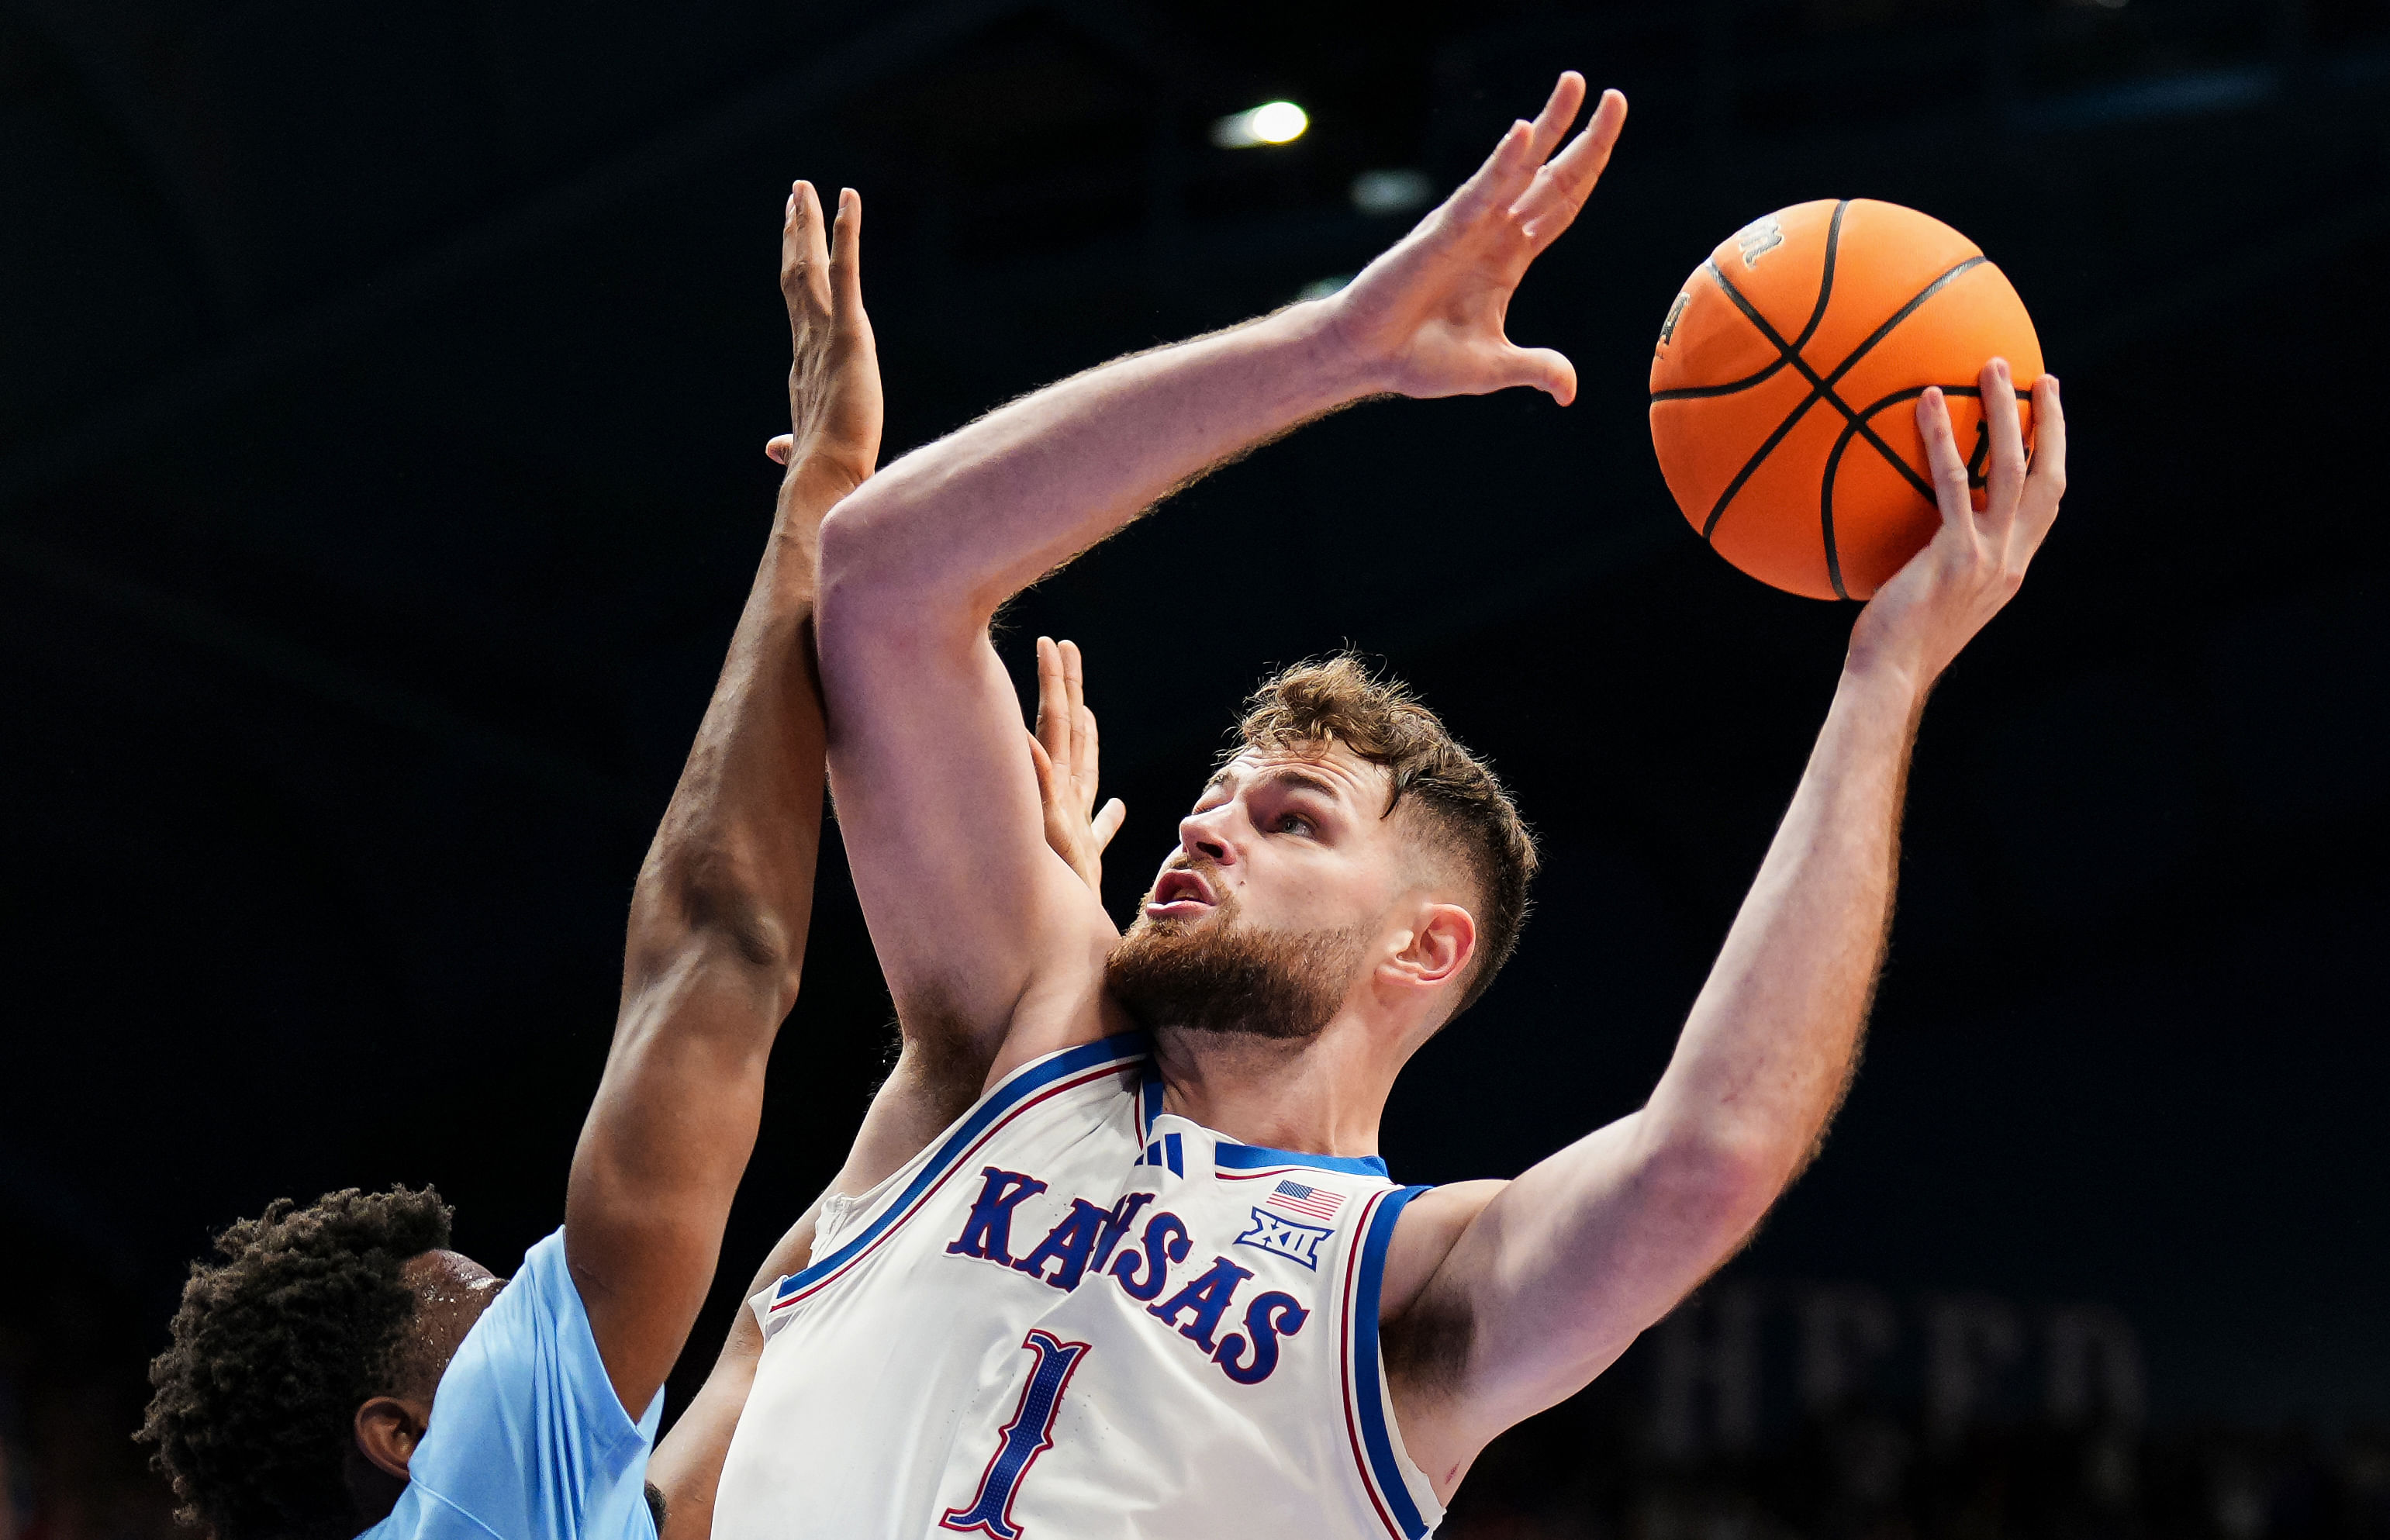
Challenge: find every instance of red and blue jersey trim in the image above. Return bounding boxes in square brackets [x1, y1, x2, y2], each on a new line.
[1216, 1142, 1390, 1179]
[1341, 1183, 1435, 1540]
[767, 1032, 1149, 1316]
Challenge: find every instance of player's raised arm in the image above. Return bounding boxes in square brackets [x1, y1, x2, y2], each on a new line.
[646, 643, 1131, 1540]
[817, 74, 1626, 1076]
[1383, 364, 2067, 1490]
[562, 181, 880, 1424]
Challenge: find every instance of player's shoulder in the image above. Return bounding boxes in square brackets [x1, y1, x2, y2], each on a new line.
[395, 1228, 660, 1540]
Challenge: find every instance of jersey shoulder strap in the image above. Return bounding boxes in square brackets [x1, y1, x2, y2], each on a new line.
[1342, 1183, 1443, 1540]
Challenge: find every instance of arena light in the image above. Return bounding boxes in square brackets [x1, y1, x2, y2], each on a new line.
[1350, 168, 1432, 216]
[1211, 101, 1308, 149]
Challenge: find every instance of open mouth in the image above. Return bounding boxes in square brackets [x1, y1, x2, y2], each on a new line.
[1145, 867, 1217, 918]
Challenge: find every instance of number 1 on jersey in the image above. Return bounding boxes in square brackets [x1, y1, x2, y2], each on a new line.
[938, 1330, 1092, 1540]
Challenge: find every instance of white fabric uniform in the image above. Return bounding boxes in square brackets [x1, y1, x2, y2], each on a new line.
[715, 1032, 1446, 1540]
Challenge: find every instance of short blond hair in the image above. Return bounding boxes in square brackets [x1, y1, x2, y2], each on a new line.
[1231, 654, 1537, 1019]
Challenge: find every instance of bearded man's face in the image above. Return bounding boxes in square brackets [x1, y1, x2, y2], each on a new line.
[1106, 744, 1412, 1040]
[1106, 882, 1367, 1041]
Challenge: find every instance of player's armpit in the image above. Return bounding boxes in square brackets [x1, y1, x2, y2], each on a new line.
[1376, 1180, 1506, 1414]
[1380, 1114, 1767, 1496]
[648, 1203, 822, 1540]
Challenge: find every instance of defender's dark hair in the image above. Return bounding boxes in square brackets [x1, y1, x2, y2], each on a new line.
[1231, 653, 1539, 1019]
[139, 1186, 454, 1540]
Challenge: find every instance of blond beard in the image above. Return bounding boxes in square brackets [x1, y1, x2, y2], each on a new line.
[1105, 890, 1367, 1041]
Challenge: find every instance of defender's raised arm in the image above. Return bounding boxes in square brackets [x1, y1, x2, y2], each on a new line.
[563, 180, 879, 1425]
[815, 74, 1627, 1078]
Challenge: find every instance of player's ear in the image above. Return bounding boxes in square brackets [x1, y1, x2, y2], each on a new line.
[354, 1395, 429, 1480]
[1385, 903, 1476, 992]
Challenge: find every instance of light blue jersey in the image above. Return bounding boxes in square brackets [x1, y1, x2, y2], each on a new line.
[361, 1228, 661, 1540]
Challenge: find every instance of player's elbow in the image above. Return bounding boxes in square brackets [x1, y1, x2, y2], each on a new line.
[817, 491, 996, 658]
[814, 492, 883, 595]
[818, 490, 934, 623]
[1642, 1129, 1788, 1245]
[625, 868, 803, 1019]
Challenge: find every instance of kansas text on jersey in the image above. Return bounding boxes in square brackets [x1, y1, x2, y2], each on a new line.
[713, 1033, 1447, 1540]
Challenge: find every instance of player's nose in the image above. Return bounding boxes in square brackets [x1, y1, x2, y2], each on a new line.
[1176, 805, 1238, 866]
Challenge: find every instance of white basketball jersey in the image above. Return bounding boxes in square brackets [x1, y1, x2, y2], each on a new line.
[714, 1032, 1446, 1540]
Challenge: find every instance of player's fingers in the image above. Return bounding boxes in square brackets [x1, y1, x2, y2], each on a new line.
[830, 188, 865, 326]
[1026, 730, 1069, 829]
[1915, 387, 1973, 529]
[784, 181, 833, 318]
[1450, 119, 1538, 225]
[1035, 637, 1071, 764]
[1059, 639, 1087, 768]
[1978, 358, 2026, 527]
[1525, 71, 1587, 162]
[1514, 88, 1625, 242]
[1076, 701, 1101, 803]
[1504, 344, 1577, 406]
[765, 433, 794, 465]
[2019, 374, 2067, 545]
[1091, 798, 1127, 854]
[780, 181, 803, 289]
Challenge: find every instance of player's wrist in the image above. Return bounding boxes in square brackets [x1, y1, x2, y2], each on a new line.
[1293, 292, 1405, 401]
[1838, 627, 1938, 710]
[781, 442, 873, 506]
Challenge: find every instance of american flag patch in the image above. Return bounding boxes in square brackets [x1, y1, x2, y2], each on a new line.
[1266, 1179, 1343, 1222]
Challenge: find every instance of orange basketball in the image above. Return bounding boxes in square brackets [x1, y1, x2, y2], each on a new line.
[1648, 199, 2042, 600]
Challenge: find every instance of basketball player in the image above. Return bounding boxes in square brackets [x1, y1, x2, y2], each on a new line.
[135, 181, 1114, 1540]
[714, 71, 2067, 1538]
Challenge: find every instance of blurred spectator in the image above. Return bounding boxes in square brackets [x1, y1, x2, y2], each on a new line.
[0, 1217, 175, 1540]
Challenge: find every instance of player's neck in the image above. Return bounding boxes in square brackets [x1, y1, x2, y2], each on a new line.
[1150, 1015, 1395, 1159]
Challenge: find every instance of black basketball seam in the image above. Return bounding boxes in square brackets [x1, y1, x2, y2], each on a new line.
[1655, 264, 1797, 403]
[1821, 382, 2033, 597]
[1697, 265, 1841, 538]
[1794, 200, 1851, 354]
[1821, 419, 1859, 600]
[1648, 356, 1790, 402]
[1649, 201, 1847, 405]
[1843, 382, 2031, 499]
[1818, 256, 1990, 393]
[1698, 253, 1991, 552]
[1699, 383, 1822, 539]
[1818, 392, 1963, 599]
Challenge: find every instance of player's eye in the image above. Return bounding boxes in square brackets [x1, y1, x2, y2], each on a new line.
[1274, 811, 1315, 837]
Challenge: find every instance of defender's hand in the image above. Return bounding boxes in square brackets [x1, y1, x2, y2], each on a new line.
[1849, 361, 2067, 689]
[1027, 637, 1125, 896]
[1323, 73, 1625, 406]
[764, 181, 881, 495]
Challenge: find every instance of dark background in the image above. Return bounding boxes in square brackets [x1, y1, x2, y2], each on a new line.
[3, 1, 2386, 1535]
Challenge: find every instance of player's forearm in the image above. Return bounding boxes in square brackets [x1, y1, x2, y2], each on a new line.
[622, 462, 844, 1009]
[817, 301, 1375, 633]
[569, 461, 844, 1413]
[1429, 665, 1921, 1434]
[1637, 660, 1923, 1209]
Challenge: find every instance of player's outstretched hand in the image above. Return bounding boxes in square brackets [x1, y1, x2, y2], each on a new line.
[1850, 360, 2066, 688]
[762, 181, 881, 493]
[1324, 72, 1625, 406]
[1027, 637, 1126, 896]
